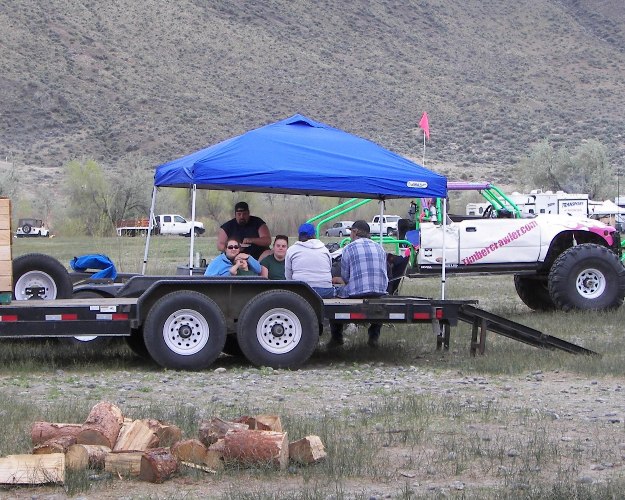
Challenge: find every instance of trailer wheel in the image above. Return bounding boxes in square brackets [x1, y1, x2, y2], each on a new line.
[126, 328, 151, 360]
[237, 290, 318, 369]
[13, 253, 72, 300]
[144, 291, 226, 370]
[513, 275, 555, 311]
[548, 244, 625, 311]
[62, 290, 117, 349]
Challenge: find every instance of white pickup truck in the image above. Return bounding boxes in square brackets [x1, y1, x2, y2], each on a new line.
[116, 214, 205, 237]
[369, 215, 401, 236]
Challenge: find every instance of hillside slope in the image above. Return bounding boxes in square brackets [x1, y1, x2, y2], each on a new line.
[1, 0, 624, 185]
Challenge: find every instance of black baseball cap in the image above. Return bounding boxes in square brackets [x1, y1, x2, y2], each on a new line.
[348, 220, 370, 234]
[234, 202, 249, 212]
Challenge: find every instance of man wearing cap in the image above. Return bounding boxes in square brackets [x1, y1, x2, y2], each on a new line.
[218, 202, 272, 261]
[285, 223, 335, 298]
[329, 220, 388, 348]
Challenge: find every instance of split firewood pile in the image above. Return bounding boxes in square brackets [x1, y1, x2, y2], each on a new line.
[0, 401, 326, 485]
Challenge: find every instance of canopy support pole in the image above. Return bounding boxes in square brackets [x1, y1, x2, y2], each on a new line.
[142, 186, 158, 275]
[188, 184, 198, 276]
[441, 197, 447, 299]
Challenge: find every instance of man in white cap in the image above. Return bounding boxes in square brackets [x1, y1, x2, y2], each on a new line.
[285, 222, 335, 298]
[329, 220, 388, 348]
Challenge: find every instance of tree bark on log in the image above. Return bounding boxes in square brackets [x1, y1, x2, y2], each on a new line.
[222, 429, 289, 470]
[104, 451, 144, 477]
[30, 422, 82, 446]
[65, 444, 111, 470]
[288, 435, 327, 464]
[139, 447, 178, 483]
[113, 419, 159, 451]
[77, 402, 124, 448]
[198, 417, 248, 446]
[32, 435, 77, 455]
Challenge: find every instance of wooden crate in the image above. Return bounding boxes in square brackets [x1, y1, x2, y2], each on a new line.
[0, 198, 12, 295]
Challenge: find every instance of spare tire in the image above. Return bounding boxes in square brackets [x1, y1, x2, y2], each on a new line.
[12, 253, 73, 300]
[22, 224, 32, 234]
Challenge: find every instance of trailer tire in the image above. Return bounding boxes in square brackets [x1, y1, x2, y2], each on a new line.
[548, 244, 625, 311]
[61, 290, 119, 349]
[13, 253, 72, 300]
[126, 328, 151, 360]
[144, 291, 226, 370]
[237, 290, 318, 369]
[513, 275, 555, 311]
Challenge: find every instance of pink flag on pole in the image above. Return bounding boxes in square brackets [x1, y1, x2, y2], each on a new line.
[419, 112, 430, 140]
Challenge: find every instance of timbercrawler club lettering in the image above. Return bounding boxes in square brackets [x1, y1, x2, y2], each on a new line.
[462, 220, 538, 265]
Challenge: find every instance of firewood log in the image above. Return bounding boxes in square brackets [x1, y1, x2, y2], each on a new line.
[104, 451, 144, 477]
[288, 435, 327, 464]
[171, 438, 207, 464]
[144, 419, 183, 447]
[32, 435, 77, 455]
[222, 429, 288, 470]
[0, 453, 65, 484]
[254, 415, 282, 432]
[198, 417, 248, 446]
[65, 444, 111, 470]
[139, 447, 178, 483]
[30, 422, 81, 446]
[77, 402, 124, 448]
[113, 419, 159, 451]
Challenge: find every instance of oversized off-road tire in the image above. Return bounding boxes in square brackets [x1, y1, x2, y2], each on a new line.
[236, 290, 318, 369]
[143, 291, 226, 370]
[513, 275, 555, 311]
[548, 244, 625, 311]
[12, 253, 72, 300]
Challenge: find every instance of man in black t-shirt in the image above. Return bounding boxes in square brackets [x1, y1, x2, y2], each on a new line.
[217, 201, 271, 260]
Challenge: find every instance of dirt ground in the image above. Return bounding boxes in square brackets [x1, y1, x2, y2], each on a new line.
[1, 354, 624, 499]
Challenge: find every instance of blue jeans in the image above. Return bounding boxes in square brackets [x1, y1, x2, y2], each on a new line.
[312, 287, 336, 298]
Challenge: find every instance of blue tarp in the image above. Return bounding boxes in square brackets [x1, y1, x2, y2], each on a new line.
[154, 114, 447, 199]
[70, 254, 117, 279]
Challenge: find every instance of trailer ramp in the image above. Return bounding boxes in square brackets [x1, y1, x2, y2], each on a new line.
[457, 304, 599, 356]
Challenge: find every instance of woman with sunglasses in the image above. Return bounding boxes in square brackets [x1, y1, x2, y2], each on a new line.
[204, 238, 265, 277]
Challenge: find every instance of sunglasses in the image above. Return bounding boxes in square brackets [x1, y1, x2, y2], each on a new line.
[227, 245, 240, 250]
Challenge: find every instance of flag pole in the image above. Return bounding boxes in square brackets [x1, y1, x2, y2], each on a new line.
[422, 133, 426, 166]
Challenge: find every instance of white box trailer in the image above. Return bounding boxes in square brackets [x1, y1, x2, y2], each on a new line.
[508, 190, 589, 217]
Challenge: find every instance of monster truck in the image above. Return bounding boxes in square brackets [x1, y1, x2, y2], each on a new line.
[414, 213, 625, 312]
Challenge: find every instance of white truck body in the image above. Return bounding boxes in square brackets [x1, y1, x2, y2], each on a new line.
[156, 214, 205, 236]
[369, 215, 401, 236]
[116, 215, 205, 236]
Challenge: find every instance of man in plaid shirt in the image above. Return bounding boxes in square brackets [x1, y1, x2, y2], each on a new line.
[329, 220, 388, 348]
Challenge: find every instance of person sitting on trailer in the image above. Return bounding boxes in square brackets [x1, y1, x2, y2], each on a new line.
[205, 238, 267, 277]
[285, 223, 335, 298]
[217, 202, 272, 261]
[329, 220, 388, 349]
[260, 235, 288, 280]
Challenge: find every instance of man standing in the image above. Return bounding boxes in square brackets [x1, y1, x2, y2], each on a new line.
[285, 223, 335, 298]
[218, 202, 271, 261]
[329, 220, 388, 348]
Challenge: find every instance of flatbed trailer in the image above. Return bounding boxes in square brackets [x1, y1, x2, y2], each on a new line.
[0, 274, 597, 370]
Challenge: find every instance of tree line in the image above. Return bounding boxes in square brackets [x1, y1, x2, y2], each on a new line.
[2, 138, 619, 236]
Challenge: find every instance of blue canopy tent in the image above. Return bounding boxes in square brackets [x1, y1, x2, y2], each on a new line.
[154, 114, 446, 199]
[145, 114, 448, 282]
